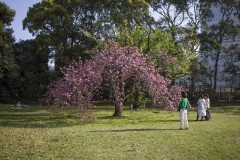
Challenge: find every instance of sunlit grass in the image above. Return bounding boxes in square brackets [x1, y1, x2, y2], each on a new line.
[0, 102, 239, 159]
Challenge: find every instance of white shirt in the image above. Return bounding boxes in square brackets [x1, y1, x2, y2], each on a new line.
[205, 98, 210, 109]
[197, 98, 206, 111]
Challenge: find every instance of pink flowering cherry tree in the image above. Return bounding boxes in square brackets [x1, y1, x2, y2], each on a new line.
[45, 42, 182, 117]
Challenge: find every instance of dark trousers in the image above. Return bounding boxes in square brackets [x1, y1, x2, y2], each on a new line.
[196, 113, 209, 121]
[206, 109, 211, 119]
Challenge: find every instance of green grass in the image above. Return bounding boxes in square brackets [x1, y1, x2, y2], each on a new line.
[0, 102, 240, 160]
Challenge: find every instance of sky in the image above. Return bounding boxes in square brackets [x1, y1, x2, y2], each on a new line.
[1, 0, 42, 41]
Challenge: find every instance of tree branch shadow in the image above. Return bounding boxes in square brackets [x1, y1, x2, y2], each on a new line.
[91, 128, 182, 132]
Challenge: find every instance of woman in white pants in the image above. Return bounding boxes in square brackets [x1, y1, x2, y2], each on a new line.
[197, 95, 206, 121]
[178, 91, 189, 130]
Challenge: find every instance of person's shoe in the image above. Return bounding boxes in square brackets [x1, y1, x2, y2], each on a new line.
[180, 128, 183, 130]
[185, 128, 189, 130]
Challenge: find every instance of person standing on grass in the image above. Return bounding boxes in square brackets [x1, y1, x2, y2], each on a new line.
[196, 95, 206, 121]
[178, 91, 189, 130]
[204, 94, 211, 120]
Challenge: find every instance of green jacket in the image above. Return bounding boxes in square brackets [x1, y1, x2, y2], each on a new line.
[178, 98, 188, 110]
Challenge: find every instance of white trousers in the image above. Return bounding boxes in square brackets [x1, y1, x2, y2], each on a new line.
[179, 109, 189, 129]
[198, 109, 206, 118]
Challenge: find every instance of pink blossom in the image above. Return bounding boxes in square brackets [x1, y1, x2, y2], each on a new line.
[44, 42, 182, 114]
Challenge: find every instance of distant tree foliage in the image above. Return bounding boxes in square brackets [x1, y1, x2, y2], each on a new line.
[23, 0, 152, 75]
[199, 0, 240, 90]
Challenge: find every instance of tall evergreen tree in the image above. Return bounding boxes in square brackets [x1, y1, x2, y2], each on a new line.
[0, 2, 18, 99]
[13, 39, 51, 100]
[23, 0, 99, 74]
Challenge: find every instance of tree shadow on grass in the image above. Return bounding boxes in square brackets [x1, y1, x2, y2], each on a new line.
[0, 113, 80, 128]
[98, 115, 129, 119]
[98, 116, 196, 123]
[210, 106, 240, 114]
[91, 128, 181, 132]
[0, 105, 49, 113]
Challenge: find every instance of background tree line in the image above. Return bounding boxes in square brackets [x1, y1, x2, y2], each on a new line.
[0, 0, 239, 102]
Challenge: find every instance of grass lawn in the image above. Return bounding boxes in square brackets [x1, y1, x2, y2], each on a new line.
[0, 102, 240, 160]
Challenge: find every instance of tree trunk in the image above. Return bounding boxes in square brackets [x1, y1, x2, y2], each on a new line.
[133, 90, 140, 110]
[113, 101, 122, 117]
[190, 76, 195, 101]
[213, 51, 220, 91]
